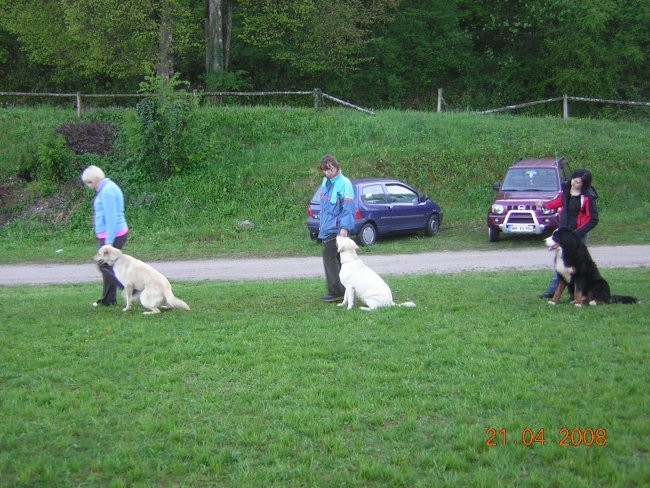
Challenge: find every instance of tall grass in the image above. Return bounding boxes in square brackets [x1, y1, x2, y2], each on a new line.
[0, 107, 648, 264]
[1, 269, 648, 487]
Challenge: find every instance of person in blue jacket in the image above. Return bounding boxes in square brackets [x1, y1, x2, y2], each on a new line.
[317, 154, 356, 302]
[81, 165, 129, 307]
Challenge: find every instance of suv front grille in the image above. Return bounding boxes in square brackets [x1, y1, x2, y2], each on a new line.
[507, 213, 536, 224]
[506, 204, 539, 211]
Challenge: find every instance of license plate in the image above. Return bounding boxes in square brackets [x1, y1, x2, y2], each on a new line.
[509, 224, 534, 232]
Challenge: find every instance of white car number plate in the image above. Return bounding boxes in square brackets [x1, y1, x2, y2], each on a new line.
[509, 224, 534, 232]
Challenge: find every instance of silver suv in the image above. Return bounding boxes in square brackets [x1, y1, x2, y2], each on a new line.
[487, 157, 572, 242]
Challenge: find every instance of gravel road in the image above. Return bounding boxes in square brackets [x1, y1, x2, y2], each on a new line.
[1, 245, 649, 286]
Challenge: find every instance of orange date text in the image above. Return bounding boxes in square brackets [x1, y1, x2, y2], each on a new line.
[485, 427, 607, 447]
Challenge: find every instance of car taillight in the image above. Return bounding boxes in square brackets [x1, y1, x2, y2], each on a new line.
[307, 207, 313, 217]
[354, 209, 362, 219]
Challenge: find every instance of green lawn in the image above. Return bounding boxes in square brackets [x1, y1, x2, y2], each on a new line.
[1, 269, 648, 487]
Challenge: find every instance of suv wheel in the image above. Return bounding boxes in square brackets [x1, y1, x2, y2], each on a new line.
[488, 226, 500, 242]
[425, 214, 440, 236]
[357, 223, 377, 246]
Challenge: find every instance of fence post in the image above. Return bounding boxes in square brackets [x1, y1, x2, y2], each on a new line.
[76, 92, 81, 118]
[313, 88, 323, 110]
[437, 88, 443, 112]
[563, 94, 569, 119]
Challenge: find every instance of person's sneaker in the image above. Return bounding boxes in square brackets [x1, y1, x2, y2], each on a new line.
[92, 300, 117, 307]
[538, 292, 553, 299]
[321, 294, 344, 303]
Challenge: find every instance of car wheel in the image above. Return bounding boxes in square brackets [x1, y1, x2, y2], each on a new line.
[425, 214, 441, 236]
[357, 223, 377, 246]
[488, 226, 500, 242]
[309, 232, 318, 241]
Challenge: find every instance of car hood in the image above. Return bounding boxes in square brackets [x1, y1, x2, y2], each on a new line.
[496, 190, 559, 201]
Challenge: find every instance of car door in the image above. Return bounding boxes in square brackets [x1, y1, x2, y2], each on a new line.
[384, 183, 428, 231]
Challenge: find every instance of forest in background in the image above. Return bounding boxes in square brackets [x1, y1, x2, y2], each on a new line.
[1, 0, 648, 113]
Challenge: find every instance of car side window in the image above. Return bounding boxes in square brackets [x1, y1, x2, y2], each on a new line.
[387, 184, 417, 204]
[361, 184, 386, 204]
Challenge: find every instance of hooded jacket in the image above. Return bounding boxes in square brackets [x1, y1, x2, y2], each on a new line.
[544, 182, 598, 239]
[317, 171, 355, 239]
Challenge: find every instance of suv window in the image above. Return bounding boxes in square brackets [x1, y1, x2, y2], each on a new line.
[502, 168, 559, 191]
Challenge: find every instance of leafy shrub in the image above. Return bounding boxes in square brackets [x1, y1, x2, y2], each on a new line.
[33, 136, 78, 195]
[134, 73, 199, 178]
[203, 69, 252, 91]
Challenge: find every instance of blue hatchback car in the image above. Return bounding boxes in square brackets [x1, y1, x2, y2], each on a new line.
[306, 178, 443, 246]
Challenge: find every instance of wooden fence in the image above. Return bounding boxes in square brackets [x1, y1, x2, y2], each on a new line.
[475, 93, 650, 118]
[0, 88, 376, 117]
[2, 89, 648, 119]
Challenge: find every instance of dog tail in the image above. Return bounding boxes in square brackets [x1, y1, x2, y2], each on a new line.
[166, 292, 191, 311]
[609, 295, 638, 304]
[398, 301, 416, 308]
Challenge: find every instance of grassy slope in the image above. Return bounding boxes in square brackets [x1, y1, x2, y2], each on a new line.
[0, 107, 648, 264]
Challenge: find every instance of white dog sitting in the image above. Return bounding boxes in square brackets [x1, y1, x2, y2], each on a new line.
[336, 236, 416, 311]
[93, 245, 190, 315]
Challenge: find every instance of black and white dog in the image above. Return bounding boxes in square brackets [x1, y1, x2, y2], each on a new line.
[544, 228, 637, 306]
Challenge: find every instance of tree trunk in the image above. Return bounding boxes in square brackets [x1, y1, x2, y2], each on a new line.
[206, 0, 223, 73]
[157, 0, 174, 80]
[223, 0, 232, 69]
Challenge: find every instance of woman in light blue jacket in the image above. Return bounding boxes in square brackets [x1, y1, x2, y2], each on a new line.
[82, 165, 129, 307]
[317, 155, 356, 302]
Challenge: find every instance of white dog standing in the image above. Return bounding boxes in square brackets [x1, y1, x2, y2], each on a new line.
[93, 245, 190, 315]
[336, 236, 416, 311]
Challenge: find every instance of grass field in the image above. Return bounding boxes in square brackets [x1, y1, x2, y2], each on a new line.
[1, 106, 648, 486]
[1, 269, 648, 487]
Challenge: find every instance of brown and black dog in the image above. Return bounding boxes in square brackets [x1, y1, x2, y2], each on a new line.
[544, 228, 637, 306]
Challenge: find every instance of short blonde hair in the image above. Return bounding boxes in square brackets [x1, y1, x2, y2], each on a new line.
[81, 165, 105, 185]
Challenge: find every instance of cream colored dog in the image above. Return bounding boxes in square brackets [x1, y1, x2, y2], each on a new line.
[336, 236, 416, 311]
[93, 245, 190, 315]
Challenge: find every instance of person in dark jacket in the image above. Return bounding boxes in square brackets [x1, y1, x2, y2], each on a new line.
[316, 154, 356, 302]
[538, 168, 599, 299]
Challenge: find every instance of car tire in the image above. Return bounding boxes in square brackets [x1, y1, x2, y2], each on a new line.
[425, 214, 441, 236]
[488, 226, 500, 242]
[357, 223, 377, 246]
[309, 232, 318, 241]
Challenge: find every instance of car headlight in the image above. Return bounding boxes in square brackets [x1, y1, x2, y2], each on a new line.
[491, 204, 505, 214]
[541, 207, 554, 215]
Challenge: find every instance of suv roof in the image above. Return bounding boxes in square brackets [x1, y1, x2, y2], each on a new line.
[508, 156, 567, 168]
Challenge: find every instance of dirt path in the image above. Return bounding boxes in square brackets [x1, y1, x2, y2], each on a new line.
[1, 245, 649, 286]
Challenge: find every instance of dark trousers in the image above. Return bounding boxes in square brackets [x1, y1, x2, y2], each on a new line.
[96, 233, 128, 305]
[322, 235, 345, 296]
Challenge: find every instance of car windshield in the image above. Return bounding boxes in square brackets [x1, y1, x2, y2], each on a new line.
[501, 168, 558, 191]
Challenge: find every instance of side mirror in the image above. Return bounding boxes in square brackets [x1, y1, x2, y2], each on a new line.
[491, 181, 500, 191]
